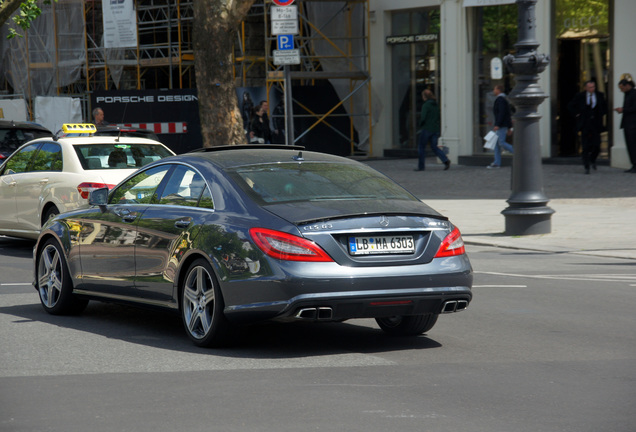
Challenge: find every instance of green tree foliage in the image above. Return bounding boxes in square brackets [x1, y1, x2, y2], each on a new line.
[0, 0, 55, 38]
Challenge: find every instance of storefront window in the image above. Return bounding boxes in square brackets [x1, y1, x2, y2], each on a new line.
[473, 4, 517, 153]
[390, 9, 440, 151]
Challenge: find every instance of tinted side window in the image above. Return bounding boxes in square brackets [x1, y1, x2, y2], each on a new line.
[31, 142, 62, 172]
[158, 165, 213, 209]
[109, 165, 171, 204]
[4, 143, 41, 174]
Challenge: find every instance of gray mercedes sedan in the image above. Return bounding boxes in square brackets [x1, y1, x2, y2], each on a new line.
[34, 145, 472, 347]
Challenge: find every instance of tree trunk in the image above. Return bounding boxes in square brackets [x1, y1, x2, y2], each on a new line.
[193, 0, 256, 147]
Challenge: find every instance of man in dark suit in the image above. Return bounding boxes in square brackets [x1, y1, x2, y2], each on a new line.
[615, 78, 636, 173]
[568, 80, 607, 174]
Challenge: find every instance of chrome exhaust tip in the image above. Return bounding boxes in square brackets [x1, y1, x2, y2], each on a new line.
[442, 300, 458, 313]
[296, 308, 317, 319]
[295, 307, 333, 320]
[442, 300, 469, 314]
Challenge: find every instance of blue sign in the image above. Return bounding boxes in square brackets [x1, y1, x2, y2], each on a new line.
[277, 34, 294, 50]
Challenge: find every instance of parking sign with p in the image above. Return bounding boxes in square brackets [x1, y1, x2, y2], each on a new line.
[277, 34, 294, 50]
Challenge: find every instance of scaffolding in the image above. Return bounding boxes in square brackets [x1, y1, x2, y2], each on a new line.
[234, 0, 372, 155]
[84, 0, 195, 92]
[1, 0, 371, 155]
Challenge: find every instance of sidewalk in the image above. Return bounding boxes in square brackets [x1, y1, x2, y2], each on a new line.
[363, 157, 636, 260]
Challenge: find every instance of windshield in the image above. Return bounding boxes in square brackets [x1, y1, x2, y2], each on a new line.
[230, 162, 418, 204]
[73, 143, 173, 170]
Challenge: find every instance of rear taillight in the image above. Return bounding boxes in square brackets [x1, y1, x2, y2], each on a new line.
[77, 182, 115, 199]
[249, 228, 333, 262]
[435, 227, 465, 258]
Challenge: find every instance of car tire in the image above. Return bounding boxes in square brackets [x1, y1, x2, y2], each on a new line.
[36, 239, 88, 315]
[375, 314, 439, 336]
[43, 206, 59, 225]
[180, 258, 232, 347]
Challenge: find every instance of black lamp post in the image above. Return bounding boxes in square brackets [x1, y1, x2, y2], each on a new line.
[502, 0, 554, 235]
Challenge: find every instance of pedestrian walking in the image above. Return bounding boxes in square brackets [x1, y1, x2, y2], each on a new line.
[487, 85, 514, 169]
[614, 77, 636, 173]
[568, 79, 607, 174]
[414, 89, 450, 171]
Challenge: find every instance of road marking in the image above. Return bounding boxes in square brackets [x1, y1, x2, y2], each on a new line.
[476, 271, 636, 283]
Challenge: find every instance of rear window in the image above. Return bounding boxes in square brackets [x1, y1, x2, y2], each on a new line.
[230, 162, 417, 204]
[73, 143, 173, 170]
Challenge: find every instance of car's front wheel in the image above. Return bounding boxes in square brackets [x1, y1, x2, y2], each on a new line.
[375, 314, 438, 336]
[180, 259, 232, 347]
[36, 239, 88, 315]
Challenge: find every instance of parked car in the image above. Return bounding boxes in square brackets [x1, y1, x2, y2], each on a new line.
[0, 124, 175, 239]
[34, 145, 473, 347]
[0, 120, 53, 161]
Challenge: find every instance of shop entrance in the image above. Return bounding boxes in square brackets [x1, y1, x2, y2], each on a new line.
[556, 36, 610, 158]
[554, 0, 610, 159]
[387, 8, 440, 156]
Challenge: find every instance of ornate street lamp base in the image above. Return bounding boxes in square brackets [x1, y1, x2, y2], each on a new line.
[502, 205, 555, 236]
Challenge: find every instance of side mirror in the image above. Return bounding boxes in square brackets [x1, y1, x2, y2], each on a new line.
[88, 187, 109, 206]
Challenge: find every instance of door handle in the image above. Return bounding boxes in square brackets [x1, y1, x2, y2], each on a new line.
[39, 178, 49, 185]
[122, 214, 137, 223]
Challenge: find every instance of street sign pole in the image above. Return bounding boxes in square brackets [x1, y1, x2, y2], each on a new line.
[271, 3, 299, 146]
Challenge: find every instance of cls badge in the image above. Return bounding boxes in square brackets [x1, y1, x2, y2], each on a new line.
[379, 216, 390, 227]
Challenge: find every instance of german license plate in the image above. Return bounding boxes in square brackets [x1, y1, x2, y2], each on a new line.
[348, 235, 415, 255]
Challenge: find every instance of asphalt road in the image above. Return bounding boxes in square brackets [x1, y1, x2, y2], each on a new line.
[1, 236, 635, 432]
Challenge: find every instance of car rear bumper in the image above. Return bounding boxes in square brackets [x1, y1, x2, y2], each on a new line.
[225, 286, 472, 323]
[221, 256, 473, 323]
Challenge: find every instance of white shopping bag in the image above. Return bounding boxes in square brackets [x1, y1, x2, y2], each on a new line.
[483, 130, 497, 150]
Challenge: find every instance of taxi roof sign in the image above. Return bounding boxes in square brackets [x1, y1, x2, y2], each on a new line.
[62, 123, 97, 134]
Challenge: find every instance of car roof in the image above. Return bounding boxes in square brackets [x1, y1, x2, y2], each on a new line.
[183, 145, 357, 169]
[0, 120, 53, 134]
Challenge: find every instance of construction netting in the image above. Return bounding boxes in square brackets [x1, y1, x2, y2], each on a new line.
[0, 0, 85, 98]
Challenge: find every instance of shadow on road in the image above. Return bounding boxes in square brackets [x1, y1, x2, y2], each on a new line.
[0, 236, 35, 259]
[1, 300, 443, 358]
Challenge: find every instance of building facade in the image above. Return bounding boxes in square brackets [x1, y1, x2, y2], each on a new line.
[369, 0, 636, 169]
[2, 0, 635, 165]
